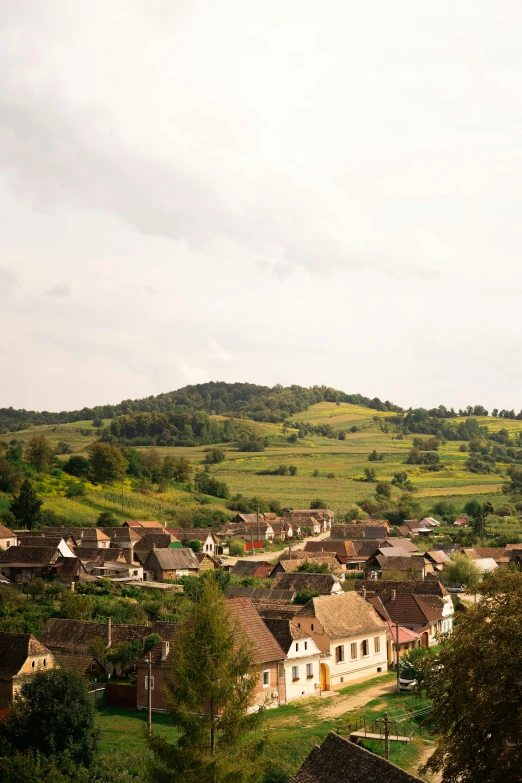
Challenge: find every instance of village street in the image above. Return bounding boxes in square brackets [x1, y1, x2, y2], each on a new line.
[225, 530, 332, 564]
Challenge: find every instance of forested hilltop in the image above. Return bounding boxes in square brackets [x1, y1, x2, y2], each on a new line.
[0, 383, 401, 435]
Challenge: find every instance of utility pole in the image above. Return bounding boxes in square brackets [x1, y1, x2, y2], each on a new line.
[250, 517, 254, 554]
[257, 505, 260, 545]
[396, 620, 401, 694]
[383, 712, 390, 761]
[121, 478, 125, 519]
[147, 651, 152, 737]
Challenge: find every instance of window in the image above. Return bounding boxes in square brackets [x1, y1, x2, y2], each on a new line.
[350, 643, 357, 660]
[262, 670, 270, 687]
[43, 658, 47, 667]
[335, 645, 344, 663]
[145, 676, 155, 690]
[6, 542, 10, 548]
[295, 643, 299, 652]
[91, 662, 97, 672]
[361, 640, 369, 657]
[374, 636, 381, 654]
[306, 663, 313, 679]
[311, 624, 314, 631]
[304, 641, 308, 650]
[31, 660, 35, 669]
[292, 665, 299, 681]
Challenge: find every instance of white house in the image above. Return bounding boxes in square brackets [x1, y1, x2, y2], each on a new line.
[292, 592, 388, 691]
[262, 619, 322, 702]
[0, 524, 17, 550]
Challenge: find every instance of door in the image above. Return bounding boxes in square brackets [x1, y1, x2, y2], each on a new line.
[320, 663, 330, 691]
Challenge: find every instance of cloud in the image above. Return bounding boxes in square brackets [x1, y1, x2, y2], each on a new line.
[0, 265, 17, 290]
[45, 283, 71, 297]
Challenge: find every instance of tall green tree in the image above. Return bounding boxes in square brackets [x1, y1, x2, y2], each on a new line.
[149, 576, 265, 783]
[441, 553, 480, 590]
[88, 443, 128, 484]
[9, 480, 43, 530]
[422, 570, 522, 783]
[25, 435, 53, 471]
[0, 668, 98, 767]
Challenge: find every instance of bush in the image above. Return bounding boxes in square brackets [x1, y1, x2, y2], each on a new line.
[227, 539, 245, 557]
[310, 498, 327, 509]
[203, 448, 226, 464]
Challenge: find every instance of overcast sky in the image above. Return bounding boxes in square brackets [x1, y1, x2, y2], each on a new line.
[1, 1, 522, 413]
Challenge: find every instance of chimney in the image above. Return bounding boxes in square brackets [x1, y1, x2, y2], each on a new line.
[362, 587, 366, 600]
[391, 589, 396, 601]
[161, 641, 170, 661]
[106, 617, 112, 647]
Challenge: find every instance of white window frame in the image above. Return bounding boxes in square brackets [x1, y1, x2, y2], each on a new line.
[145, 676, 154, 690]
[374, 636, 381, 654]
[306, 663, 313, 679]
[262, 670, 270, 688]
[335, 645, 344, 663]
[292, 665, 299, 681]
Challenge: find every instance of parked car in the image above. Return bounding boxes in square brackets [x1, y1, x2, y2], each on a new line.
[399, 677, 417, 692]
[446, 584, 465, 593]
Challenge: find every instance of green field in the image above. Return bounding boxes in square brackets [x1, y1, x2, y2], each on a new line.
[4, 402, 522, 522]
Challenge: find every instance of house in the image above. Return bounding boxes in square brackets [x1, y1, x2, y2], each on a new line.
[167, 528, 219, 555]
[230, 560, 275, 578]
[289, 731, 424, 783]
[271, 556, 344, 578]
[363, 553, 426, 581]
[453, 517, 468, 527]
[384, 621, 420, 664]
[136, 623, 178, 711]
[134, 532, 180, 557]
[227, 598, 285, 709]
[421, 517, 440, 527]
[142, 547, 200, 581]
[460, 547, 510, 566]
[262, 618, 322, 702]
[0, 523, 16, 550]
[42, 527, 110, 548]
[330, 524, 388, 541]
[123, 520, 165, 531]
[424, 550, 450, 571]
[283, 509, 334, 533]
[380, 538, 420, 554]
[40, 617, 165, 679]
[73, 547, 130, 567]
[218, 519, 275, 542]
[0, 545, 84, 584]
[303, 540, 356, 564]
[195, 552, 221, 570]
[272, 572, 343, 595]
[17, 536, 76, 558]
[254, 600, 301, 621]
[100, 527, 142, 554]
[0, 633, 56, 708]
[363, 588, 451, 648]
[87, 561, 144, 581]
[270, 520, 294, 541]
[293, 592, 388, 690]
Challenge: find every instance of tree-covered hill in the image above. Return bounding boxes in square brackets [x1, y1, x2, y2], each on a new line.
[0, 382, 402, 434]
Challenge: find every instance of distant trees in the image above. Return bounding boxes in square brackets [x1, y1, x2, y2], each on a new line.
[237, 434, 266, 452]
[310, 498, 327, 509]
[62, 455, 90, 478]
[194, 471, 229, 499]
[204, 448, 226, 464]
[25, 435, 53, 471]
[9, 480, 43, 530]
[368, 450, 384, 462]
[441, 554, 480, 590]
[363, 467, 377, 482]
[163, 456, 192, 483]
[88, 443, 128, 483]
[406, 448, 441, 470]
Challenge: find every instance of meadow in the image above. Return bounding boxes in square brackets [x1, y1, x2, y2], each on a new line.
[4, 402, 522, 523]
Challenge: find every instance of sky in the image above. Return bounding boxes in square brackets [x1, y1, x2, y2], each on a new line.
[1, 0, 522, 413]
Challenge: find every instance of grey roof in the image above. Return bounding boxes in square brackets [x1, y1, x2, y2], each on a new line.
[144, 547, 200, 571]
[356, 579, 449, 598]
[289, 732, 423, 783]
[0, 633, 53, 680]
[331, 524, 387, 540]
[262, 618, 311, 654]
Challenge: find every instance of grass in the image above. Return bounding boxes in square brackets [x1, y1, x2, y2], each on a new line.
[95, 677, 434, 780]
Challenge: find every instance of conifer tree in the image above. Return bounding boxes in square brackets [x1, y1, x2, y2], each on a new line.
[9, 479, 43, 530]
[149, 576, 265, 783]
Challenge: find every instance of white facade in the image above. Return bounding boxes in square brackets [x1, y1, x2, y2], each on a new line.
[0, 534, 17, 549]
[281, 635, 322, 703]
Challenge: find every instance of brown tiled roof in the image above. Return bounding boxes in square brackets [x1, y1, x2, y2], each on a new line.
[225, 586, 296, 601]
[351, 540, 382, 557]
[40, 618, 158, 652]
[331, 525, 387, 540]
[0, 633, 53, 680]
[283, 509, 334, 520]
[134, 532, 177, 552]
[375, 555, 424, 572]
[0, 546, 60, 565]
[298, 592, 386, 639]
[167, 528, 217, 543]
[356, 579, 449, 598]
[52, 651, 103, 675]
[143, 547, 200, 572]
[0, 524, 14, 539]
[230, 560, 275, 577]
[125, 520, 164, 530]
[262, 619, 310, 654]
[42, 527, 109, 542]
[73, 547, 127, 563]
[368, 594, 442, 627]
[227, 598, 285, 664]
[304, 540, 356, 559]
[253, 601, 299, 620]
[279, 551, 340, 562]
[381, 539, 420, 553]
[426, 550, 450, 564]
[272, 573, 340, 595]
[100, 527, 141, 543]
[396, 525, 411, 537]
[17, 536, 68, 548]
[289, 731, 423, 783]
[462, 547, 509, 563]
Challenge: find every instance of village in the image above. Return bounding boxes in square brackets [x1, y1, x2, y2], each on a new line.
[1, 507, 518, 781]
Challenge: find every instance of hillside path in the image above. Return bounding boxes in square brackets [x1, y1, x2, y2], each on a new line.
[315, 678, 397, 719]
